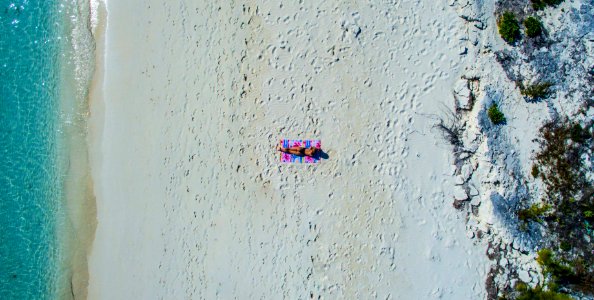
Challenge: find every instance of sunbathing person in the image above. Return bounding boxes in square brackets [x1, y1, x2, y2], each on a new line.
[277, 144, 318, 157]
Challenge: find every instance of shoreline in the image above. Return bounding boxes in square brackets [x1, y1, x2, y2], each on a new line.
[86, 0, 106, 298]
[57, 0, 102, 298]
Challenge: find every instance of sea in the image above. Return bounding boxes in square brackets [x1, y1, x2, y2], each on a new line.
[0, 0, 94, 299]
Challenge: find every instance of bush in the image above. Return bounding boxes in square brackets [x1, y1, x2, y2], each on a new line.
[498, 12, 521, 44]
[537, 249, 575, 282]
[531, 0, 565, 10]
[487, 103, 506, 125]
[531, 165, 540, 178]
[569, 123, 589, 144]
[524, 16, 543, 37]
[536, 120, 591, 198]
[533, 120, 594, 294]
[520, 82, 553, 100]
[515, 283, 572, 300]
[518, 203, 550, 222]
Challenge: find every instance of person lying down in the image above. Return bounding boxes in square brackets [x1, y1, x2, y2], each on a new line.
[276, 143, 318, 157]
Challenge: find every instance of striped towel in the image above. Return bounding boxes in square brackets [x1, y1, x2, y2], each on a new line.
[279, 139, 322, 164]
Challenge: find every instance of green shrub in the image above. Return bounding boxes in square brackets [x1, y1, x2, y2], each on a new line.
[487, 103, 506, 125]
[524, 16, 543, 37]
[518, 203, 550, 222]
[534, 248, 594, 294]
[498, 12, 521, 44]
[531, 0, 565, 10]
[515, 283, 572, 300]
[520, 82, 553, 100]
[537, 248, 575, 287]
[585, 210, 593, 218]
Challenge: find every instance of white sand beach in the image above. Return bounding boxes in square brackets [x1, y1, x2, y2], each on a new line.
[88, 0, 492, 298]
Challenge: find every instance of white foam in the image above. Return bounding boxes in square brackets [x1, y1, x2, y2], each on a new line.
[89, 0, 102, 33]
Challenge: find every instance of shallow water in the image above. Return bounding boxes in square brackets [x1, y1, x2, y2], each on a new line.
[0, 0, 92, 298]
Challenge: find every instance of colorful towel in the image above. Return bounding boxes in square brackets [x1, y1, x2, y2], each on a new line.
[279, 139, 322, 164]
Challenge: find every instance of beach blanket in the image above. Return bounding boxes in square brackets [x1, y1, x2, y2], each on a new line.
[279, 139, 321, 164]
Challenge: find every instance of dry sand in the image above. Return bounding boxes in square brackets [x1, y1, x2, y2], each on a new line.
[88, 0, 490, 298]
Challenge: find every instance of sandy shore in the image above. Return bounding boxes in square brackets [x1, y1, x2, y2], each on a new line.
[88, 0, 490, 298]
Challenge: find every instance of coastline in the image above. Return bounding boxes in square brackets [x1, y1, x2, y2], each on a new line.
[57, 0, 101, 298]
[0, 0, 97, 298]
[85, 0, 105, 298]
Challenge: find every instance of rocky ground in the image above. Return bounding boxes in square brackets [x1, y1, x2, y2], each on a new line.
[447, 0, 593, 298]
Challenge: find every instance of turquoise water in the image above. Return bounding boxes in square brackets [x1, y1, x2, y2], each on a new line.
[0, 1, 89, 298]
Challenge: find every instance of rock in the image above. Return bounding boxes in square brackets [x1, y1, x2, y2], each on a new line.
[469, 185, 479, 196]
[587, 107, 594, 119]
[500, 257, 508, 267]
[509, 238, 520, 251]
[529, 270, 539, 284]
[466, 231, 475, 239]
[459, 152, 470, 160]
[454, 186, 468, 201]
[455, 175, 465, 185]
[478, 193, 495, 225]
[454, 79, 473, 110]
[509, 279, 517, 290]
[449, 165, 457, 175]
[487, 247, 495, 258]
[461, 164, 472, 181]
[518, 269, 530, 283]
[582, 32, 594, 69]
[470, 196, 480, 206]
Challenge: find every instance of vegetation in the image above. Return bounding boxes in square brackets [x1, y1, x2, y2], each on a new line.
[519, 82, 553, 100]
[537, 249, 575, 287]
[487, 103, 506, 125]
[532, 119, 594, 294]
[515, 282, 572, 300]
[498, 12, 521, 44]
[531, 0, 565, 10]
[434, 109, 463, 148]
[534, 249, 594, 293]
[535, 120, 591, 198]
[524, 16, 543, 37]
[517, 203, 550, 223]
[569, 123, 589, 144]
[531, 165, 540, 178]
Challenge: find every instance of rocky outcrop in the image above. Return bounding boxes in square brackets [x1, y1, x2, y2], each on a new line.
[446, 0, 594, 299]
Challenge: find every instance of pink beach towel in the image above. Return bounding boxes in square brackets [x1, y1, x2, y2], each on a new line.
[279, 139, 322, 164]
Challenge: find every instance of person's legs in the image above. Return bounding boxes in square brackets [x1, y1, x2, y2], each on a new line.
[288, 147, 303, 155]
[277, 145, 302, 155]
[277, 143, 306, 156]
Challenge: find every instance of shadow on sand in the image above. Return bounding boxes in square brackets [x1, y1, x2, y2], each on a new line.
[314, 149, 330, 161]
